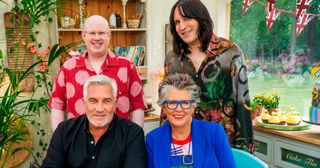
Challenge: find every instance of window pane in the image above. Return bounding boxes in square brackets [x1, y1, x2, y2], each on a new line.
[230, 0, 320, 117]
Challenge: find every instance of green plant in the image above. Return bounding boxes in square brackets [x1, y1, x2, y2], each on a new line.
[0, 0, 72, 166]
[0, 50, 4, 84]
[0, 43, 70, 167]
[5, 0, 61, 69]
[251, 93, 265, 110]
[263, 92, 280, 109]
[10, 0, 58, 27]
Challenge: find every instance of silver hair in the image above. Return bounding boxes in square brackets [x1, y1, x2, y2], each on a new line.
[157, 73, 201, 106]
[82, 15, 109, 32]
[83, 75, 117, 100]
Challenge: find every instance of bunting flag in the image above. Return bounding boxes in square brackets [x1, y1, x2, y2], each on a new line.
[265, 7, 281, 30]
[296, 13, 315, 36]
[242, 0, 320, 35]
[242, 0, 255, 14]
[296, 0, 313, 21]
[267, 0, 276, 12]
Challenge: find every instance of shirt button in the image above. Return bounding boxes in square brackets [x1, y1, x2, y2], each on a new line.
[119, 91, 122, 94]
[91, 141, 94, 144]
[195, 74, 198, 77]
[92, 156, 95, 160]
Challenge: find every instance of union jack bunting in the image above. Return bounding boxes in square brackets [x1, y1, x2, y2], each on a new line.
[296, 13, 315, 36]
[296, 0, 313, 21]
[268, 0, 277, 12]
[242, 0, 255, 14]
[265, 8, 281, 30]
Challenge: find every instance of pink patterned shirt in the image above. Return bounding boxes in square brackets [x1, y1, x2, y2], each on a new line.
[49, 51, 147, 119]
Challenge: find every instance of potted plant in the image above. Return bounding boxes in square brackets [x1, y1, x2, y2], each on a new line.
[250, 93, 265, 119]
[263, 92, 280, 114]
[0, 44, 70, 167]
[0, 0, 74, 166]
[250, 102, 261, 119]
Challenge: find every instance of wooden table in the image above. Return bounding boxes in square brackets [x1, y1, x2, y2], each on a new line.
[144, 113, 160, 122]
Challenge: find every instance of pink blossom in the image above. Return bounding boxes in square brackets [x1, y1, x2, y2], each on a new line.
[39, 61, 48, 71]
[43, 47, 51, 55]
[30, 47, 37, 54]
[27, 42, 35, 48]
[21, 39, 26, 45]
[36, 51, 42, 57]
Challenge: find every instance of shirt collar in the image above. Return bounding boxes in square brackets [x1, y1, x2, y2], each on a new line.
[207, 34, 234, 57]
[76, 51, 119, 69]
[178, 33, 234, 60]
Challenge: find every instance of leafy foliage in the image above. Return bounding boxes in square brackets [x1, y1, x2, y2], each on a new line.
[0, 0, 72, 167]
[11, 0, 58, 27]
[263, 92, 280, 109]
[230, 0, 320, 62]
[251, 93, 265, 110]
[0, 44, 68, 167]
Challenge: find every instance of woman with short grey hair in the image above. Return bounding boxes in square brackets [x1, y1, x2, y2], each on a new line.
[157, 73, 200, 107]
[146, 73, 236, 167]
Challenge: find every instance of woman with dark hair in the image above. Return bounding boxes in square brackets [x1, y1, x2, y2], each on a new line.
[164, 0, 254, 153]
[146, 73, 236, 167]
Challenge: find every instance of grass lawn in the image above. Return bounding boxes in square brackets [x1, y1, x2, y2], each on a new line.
[248, 75, 317, 117]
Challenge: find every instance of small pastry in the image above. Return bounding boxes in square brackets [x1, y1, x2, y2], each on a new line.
[279, 113, 286, 125]
[286, 115, 301, 125]
[268, 115, 280, 125]
[286, 110, 301, 125]
[275, 108, 282, 117]
[261, 112, 271, 124]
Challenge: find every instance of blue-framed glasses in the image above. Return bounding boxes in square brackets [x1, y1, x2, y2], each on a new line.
[163, 100, 194, 110]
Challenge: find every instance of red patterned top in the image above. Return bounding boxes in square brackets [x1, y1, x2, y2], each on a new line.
[49, 51, 147, 119]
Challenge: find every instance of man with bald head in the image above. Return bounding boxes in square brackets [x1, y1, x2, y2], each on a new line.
[49, 15, 146, 131]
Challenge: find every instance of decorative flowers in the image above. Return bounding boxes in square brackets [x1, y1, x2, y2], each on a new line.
[251, 92, 281, 117]
[22, 38, 52, 71]
[264, 92, 280, 110]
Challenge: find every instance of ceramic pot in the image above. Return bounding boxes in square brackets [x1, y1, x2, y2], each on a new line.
[251, 109, 257, 119]
[60, 16, 76, 28]
[257, 105, 263, 116]
[267, 108, 277, 115]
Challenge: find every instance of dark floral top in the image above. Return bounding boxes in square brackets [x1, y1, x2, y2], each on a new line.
[164, 34, 254, 153]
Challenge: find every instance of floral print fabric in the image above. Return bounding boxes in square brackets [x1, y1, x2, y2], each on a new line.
[49, 51, 146, 120]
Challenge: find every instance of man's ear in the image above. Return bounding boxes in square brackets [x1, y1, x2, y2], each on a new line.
[81, 31, 85, 39]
